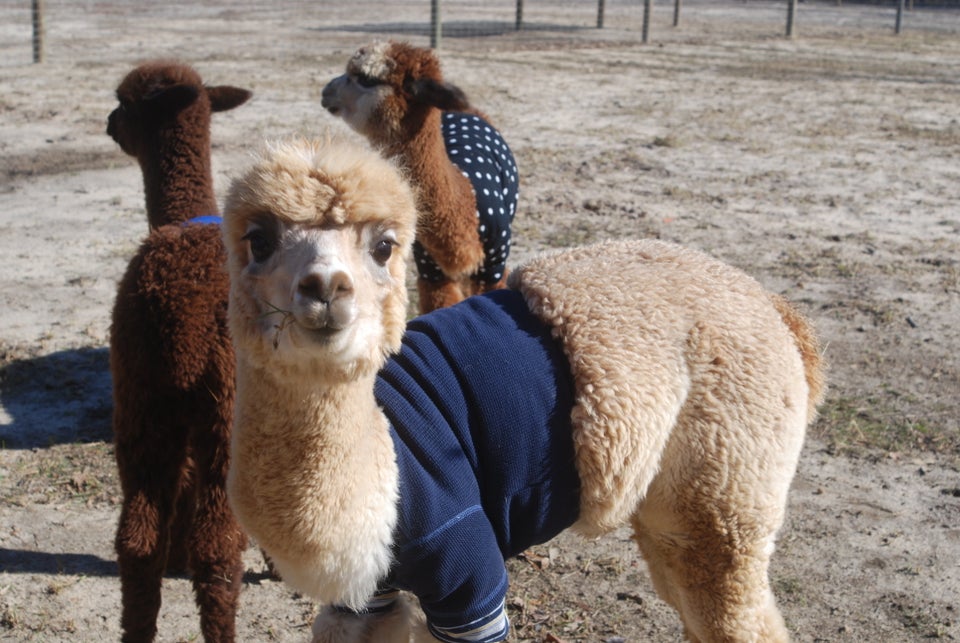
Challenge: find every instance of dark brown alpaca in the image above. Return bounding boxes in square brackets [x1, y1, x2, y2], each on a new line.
[107, 60, 251, 642]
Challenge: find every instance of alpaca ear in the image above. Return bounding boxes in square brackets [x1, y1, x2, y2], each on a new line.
[144, 83, 200, 114]
[406, 78, 470, 112]
[207, 85, 253, 112]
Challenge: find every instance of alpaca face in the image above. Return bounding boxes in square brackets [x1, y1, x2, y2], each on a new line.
[321, 42, 399, 141]
[320, 71, 395, 140]
[223, 138, 417, 377]
[235, 214, 401, 369]
[321, 41, 469, 147]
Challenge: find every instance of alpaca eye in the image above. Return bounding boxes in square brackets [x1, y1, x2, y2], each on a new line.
[372, 239, 395, 265]
[355, 74, 381, 89]
[242, 228, 275, 263]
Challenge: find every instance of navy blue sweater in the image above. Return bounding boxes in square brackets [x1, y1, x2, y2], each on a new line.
[368, 289, 580, 642]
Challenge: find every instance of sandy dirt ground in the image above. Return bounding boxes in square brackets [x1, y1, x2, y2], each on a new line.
[1, 0, 958, 641]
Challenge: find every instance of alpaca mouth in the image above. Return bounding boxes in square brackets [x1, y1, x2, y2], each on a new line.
[302, 323, 342, 340]
[272, 320, 342, 352]
[262, 306, 348, 350]
[320, 94, 339, 115]
[294, 313, 339, 331]
[295, 302, 352, 329]
[293, 312, 352, 344]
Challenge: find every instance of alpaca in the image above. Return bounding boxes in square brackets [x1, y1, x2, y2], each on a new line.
[321, 40, 519, 314]
[222, 138, 826, 643]
[107, 60, 251, 642]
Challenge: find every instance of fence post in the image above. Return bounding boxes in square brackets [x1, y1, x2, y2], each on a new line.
[673, 0, 682, 27]
[32, 0, 45, 63]
[895, 0, 905, 34]
[597, 0, 605, 28]
[516, 0, 524, 30]
[642, 0, 652, 43]
[786, 0, 797, 38]
[430, 0, 441, 49]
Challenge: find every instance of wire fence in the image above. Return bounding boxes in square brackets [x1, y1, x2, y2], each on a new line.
[5, 0, 960, 67]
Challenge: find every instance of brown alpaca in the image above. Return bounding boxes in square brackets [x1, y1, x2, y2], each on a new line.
[107, 60, 251, 642]
[322, 41, 519, 313]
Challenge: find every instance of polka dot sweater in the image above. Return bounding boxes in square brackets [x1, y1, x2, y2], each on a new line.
[413, 112, 519, 285]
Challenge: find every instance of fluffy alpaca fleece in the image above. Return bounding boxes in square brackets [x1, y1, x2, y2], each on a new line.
[108, 60, 251, 642]
[223, 138, 825, 643]
[321, 40, 519, 314]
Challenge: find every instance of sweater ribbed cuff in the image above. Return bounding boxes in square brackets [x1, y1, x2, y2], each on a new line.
[427, 600, 509, 642]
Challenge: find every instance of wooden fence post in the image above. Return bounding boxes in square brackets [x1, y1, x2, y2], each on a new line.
[32, 0, 45, 63]
[430, 0, 441, 49]
[895, 0, 905, 34]
[516, 0, 524, 30]
[597, 0, 605, 28]
[642, 0, 652, 43]
[674, 0, 682, 27]
[786, 0, 797, 38]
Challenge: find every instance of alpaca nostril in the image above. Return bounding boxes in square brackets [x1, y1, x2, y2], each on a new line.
[298, 273, 326, 303]
[298, 270, 353, 304]
[329, 270, 354, 298]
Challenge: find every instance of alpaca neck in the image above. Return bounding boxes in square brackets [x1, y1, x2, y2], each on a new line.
[230, 362, 399, 606]
[389, 110, 470, 225]
[140, 129, 218, 230]
[236, 365, 384, 444]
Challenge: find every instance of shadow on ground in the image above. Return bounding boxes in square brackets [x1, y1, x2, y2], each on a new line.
[0, 347, 113, 449]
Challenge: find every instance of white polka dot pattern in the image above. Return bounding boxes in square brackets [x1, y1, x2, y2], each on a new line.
[413, 112, 519, 285]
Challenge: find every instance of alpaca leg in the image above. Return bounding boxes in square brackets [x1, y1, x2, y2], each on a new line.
[166, 475, 197, 575]
[311, 598, 414, 643]
[311, 607, 369, 643]
[189, 504, 244, 643]
[115, 429, 188, 642]
[416, 277, 465, 314]
[188, 419, 245, 643]
[471, 273, 508, 296]
[115, 497, 167, 643]
[409, 609, 445, 643]
[260, 548, 281, 579]
[631, 482, 790, 642]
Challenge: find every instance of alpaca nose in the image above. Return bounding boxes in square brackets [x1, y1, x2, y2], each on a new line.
[106, 110, 118, 139]
[297, 269, 353, 305]
[320, 78, 342, 112]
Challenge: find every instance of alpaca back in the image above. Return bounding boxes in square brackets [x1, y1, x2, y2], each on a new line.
[509, 238, 818, 535]
[111, 222, 232, 393]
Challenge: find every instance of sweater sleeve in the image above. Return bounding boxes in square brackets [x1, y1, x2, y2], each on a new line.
[397, 505, 510, 642]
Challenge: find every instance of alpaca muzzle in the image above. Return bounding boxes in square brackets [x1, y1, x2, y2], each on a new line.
[293, 266, 356, 332]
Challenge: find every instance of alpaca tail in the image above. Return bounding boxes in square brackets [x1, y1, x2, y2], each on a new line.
[769, 293, 827, 421]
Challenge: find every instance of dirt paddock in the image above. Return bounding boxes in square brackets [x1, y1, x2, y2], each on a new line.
[1, 1, 958, 641]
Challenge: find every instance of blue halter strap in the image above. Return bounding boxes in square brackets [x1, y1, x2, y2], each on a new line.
[184, 215, 223, 226]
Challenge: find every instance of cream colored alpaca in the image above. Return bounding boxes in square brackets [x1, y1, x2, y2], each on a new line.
[223, 137, 825, 643]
